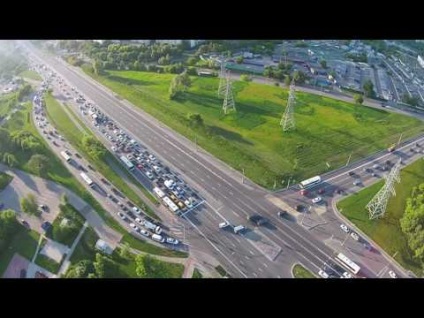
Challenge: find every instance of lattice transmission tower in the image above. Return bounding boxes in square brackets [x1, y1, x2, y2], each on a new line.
[280, 80, 296, 132]
[366, 159, 402, 220]
[218, 61, 227, 98]
[222, 71, 236, 114]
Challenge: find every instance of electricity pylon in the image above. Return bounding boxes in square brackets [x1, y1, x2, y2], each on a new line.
[366, 159, 402, 219]
[218, 61, 227, 98]
[280, 80, 296, 132]
[222, 71, 236, 114]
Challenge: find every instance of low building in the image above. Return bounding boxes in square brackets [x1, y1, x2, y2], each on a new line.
[95, 239, 113, 255]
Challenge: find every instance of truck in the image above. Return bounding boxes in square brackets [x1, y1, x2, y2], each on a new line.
[388, 144, 396, 152]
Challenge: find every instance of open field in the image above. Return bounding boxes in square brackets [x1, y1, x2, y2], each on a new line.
[0, 226, 39, 276]
[44, 94, 158, 219]
[19, 70, 42, 81]
[35, 253, 61, 274]
[337, 159, 424, 276]
[292, 264, 316, 278]
[0, 93, 17, 118]
[84, 69, 424, 189]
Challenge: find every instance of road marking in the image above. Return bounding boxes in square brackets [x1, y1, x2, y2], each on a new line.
[200, 178, 205, 182]
[229, 191, 234, 196]
[206, 175, 211, 179]
[249, 250, 254, 255]
[212, 186, 216, 191]
[239, 260, 244, 265]
[245, 255, 250, 260]
[258, 267, 263, 272]
[263, 263, 268, 268]
[231, 210, 238, 217]
[252, 272, 258, 277]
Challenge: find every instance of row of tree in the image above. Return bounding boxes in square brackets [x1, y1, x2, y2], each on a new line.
[400, 183, 424, 266]
[169, 72, 192, 100]
[0, 209, 19, 254]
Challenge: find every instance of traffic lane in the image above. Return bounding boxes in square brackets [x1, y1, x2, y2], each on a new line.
[185, 204, 283, 278]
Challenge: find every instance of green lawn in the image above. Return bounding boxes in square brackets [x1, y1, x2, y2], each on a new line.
[45, 204, 85, 247]
[19, 70, 42, 81]
[0, 171, 13, 190]
[0, 227, 39, 276]
[70, 226, 99, 264]
[35, 253, 62, 274]
[192, 268, 203, 278]
[83, 69, 424, 189]
[292, 264, 316, 278]
[44, 94, 159, 219]
[337, 159, 424, 276]
[122, 233, 188, 258]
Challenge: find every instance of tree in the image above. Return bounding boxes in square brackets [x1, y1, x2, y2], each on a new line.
[92, 59, 103, 75]
[133, 60, 140, 70]
[187, 113, 204, 128]
[65, 260, 94, 278]
[93, 253, 119, 278]
[292, 70, 307, 84]
[93, 253, 106, 278]
[81, 135, 106, 160]
[186, 67, 197, 76]
[61, 193, 69, 205]
[135, 254, 147, 277]
[27, 154, 49, 177]
[320, 60, 327, 69]
[20, 193, 38, 216]
[354, 94, 364, 105]
[0, 209, 18, 252]
[119, 242, 131, 259]
[236, 56, 244, 64]
[284, 75, 291, 86]
[2, 153, 18, 167]
[186, 56, 198, 66]
[363, 79, 375, 98]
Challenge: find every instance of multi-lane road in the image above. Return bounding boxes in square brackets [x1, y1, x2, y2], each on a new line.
[24, 41, 424, 278]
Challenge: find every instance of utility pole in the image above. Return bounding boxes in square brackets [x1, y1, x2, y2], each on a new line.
[241, 168, 245, 184]
[346, 153, 352, 166]
[273, 179, 277, 190]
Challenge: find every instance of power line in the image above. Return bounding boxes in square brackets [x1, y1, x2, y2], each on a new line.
[366, 159, 402, 220]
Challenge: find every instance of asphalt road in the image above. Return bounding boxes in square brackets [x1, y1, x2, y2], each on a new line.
[25, 42, 424, 278]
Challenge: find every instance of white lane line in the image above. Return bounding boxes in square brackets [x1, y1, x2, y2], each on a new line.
[249, 250, 254, 255]
[240, 260, 244, 265]
[212, 186, 217, 191]
[245, 255, 250, 260]
[234, 237, 241, 244]
[252, 272, 258, 277]
[200, 178, 205, 182]
[258, 267, 263, 272]
[229, 191, 234, 196]
[263, 263, 268, 268]
[206, 175, 211, 179]
[231, 210, 238, 217]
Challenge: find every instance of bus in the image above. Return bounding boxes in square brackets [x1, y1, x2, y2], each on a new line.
[153, 187, 165, 199]
[335, 253, 361, 275]
[299, 176, 322, 189]
[60, 150, 71, 162]
[163, 196, 179, 213]
[80, 172, 94, 187]
[120, 155, 134, 171]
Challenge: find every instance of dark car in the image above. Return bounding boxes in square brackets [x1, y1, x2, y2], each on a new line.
[296, 204, 305, 212]
[20, 269, 27, 278]
[78, 165, 87, 172]
[277, 210, 287, 218]
[41, 221, 52, 232]
[87, 164, 96, 171]
[21, 219, 30, 229]
[348, 171, 355, 176]
[318, 188, 325, 194]
[100, 178, 109, 185]
[75, 153, 82, 158]
[247, 214, 267, 226]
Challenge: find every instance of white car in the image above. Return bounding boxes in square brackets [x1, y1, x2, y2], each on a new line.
[340, 224, 350, 233]
[350, 232, 359, 241]
[135, 217, 143, 224]
[353, 179, 361, 186]
[117, 212, 126, 220]
[129, 223, 137, 230]
[132, 207, 141, 214]
[219, 222, 229, 229]
[372, 164, 380, 169]
[312, 196, 322, 204]
[318, 270, 329, 279]
[388, 270, 397, 278]
[139, 229, 150, 237]
[166, 237, 179, 245]
[341, 272, 352, 279]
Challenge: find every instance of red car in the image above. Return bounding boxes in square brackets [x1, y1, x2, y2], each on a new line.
[318, 188, 325, 194]
[300, 189, 308, 196]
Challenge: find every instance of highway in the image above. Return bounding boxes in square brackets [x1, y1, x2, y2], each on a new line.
[25, 42, 424, 278]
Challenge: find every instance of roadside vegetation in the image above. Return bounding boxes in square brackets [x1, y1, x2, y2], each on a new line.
[0, 172, 12, 190]
[82, 68, 424, 189]
[192, 268, 203, 278]
[337, 159, 424, 276]
[19, 70, 42, 81]
[292, 264, 316, 278]
[35, 252, 62, 274]
[66, 226, 185, 278]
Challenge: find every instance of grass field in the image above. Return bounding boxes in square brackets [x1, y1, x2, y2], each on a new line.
[0, 226, 39, 276]
[292, 264, 316, 278]
[44, 93, 158, 219]
[19, 70, 42, 81]
[83, 69, 424, 189]
[46, 204, 85, 247]
[0, 171, 13, 190]
[35, 253, 62, 274]
[337, 159, 424, 276]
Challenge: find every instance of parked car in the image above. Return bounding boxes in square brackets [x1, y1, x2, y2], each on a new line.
[247, 214, 267, 226]
[219, 221, 229, 229]
[350, 232, 359, 241]
[312, 196, 322, 204]
[318, 270, 329, 279]
[388, 270, 397, 278]
[340, 224, 350, 233]
[277, 210, 287, 218]
[166, 237, 179, 245]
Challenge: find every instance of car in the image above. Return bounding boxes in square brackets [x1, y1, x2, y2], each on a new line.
[41, 221, 52, 232]
[371, 173, 377, 177]
[219, 221, 229, 229]
[38, 204, 48, 212]
[277, 210, 287, 218]
[247, 214, 267, 226]
[129, 223, 137, 229]
[87, 164, 95, 171]
[117, 212, 126, 220]
[348, 171, 355, 176]
[300, 189, 308, 196]
[341, 272, 352, 279]
[353, 179, 361, 186]
[166, 237, 179, 245]
[385, 160, 392, 166]
[20, 269, 27, 278]
[312, 196, 322, 204]
[135, 217, 143, 224]
[318, 270, 329, 279]
[416, 142, 421, 148]
[233, 225, 245, 234]
[317, 188, 325, 194]
[388, 270, 397, 278]
[350, 232, 359, 241]
[296, 204, 304, 212]
[75, 153, 82, 158]
[20, 219, 30, 229]
[132, 206, 141, 214]
[410, 148, 415, 153]
[139, 229, 150, 237]
[340, 224, 349, 233]
[372, 164, 380, 169]
[100, 178, 109, 185]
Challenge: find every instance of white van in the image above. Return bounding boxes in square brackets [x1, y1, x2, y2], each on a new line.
[233, 225, 245, 234]
[152, 234, 165, 243]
